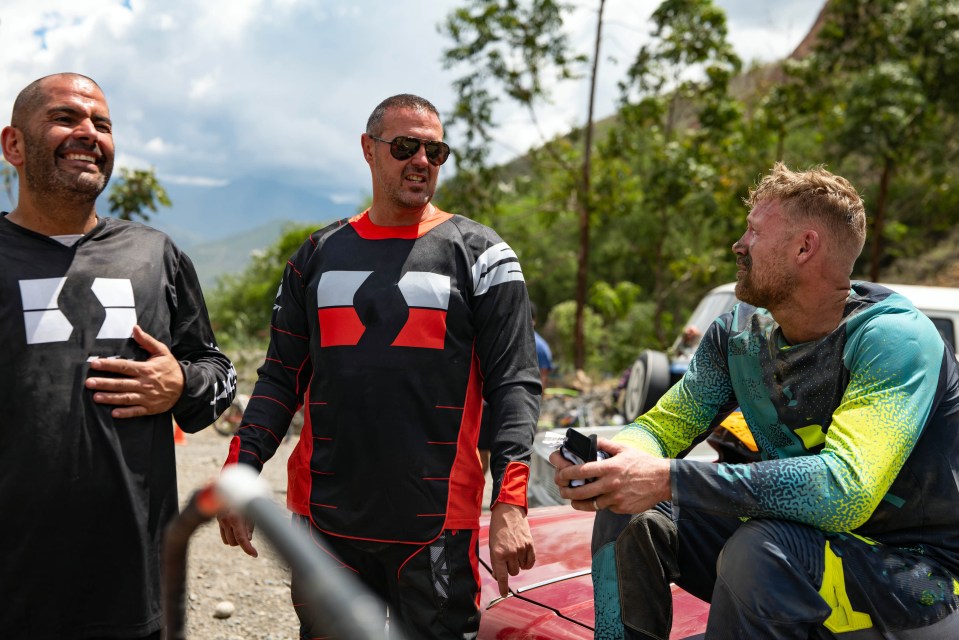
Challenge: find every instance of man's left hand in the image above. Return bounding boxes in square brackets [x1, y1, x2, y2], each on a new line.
[86, 325, 185, 418]
[554, 438, 672, 515]
[488, 502, 536, 597]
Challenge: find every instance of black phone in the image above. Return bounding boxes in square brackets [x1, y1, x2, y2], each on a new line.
[561, 427, 598, 465]
[560, 428, 607, 487]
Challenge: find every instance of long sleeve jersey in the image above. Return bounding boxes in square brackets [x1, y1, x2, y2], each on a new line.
[226, 209, 541, 544]
[0, 215, 236, 639]
[616, 281, 959, 573]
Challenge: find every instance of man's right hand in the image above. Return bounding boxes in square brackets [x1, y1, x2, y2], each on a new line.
[217, 511, 258, 557]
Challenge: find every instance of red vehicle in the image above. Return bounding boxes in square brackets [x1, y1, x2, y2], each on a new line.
[476, 505, 709, 639]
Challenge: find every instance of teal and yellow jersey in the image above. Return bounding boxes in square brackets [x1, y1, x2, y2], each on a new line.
[615, 281, 959, 572]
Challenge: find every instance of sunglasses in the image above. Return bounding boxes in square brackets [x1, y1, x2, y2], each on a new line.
[368, 134, 451, 166]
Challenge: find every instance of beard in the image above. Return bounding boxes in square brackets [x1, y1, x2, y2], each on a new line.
[734, 253, 795, 310]
[21, 129, 113, 204]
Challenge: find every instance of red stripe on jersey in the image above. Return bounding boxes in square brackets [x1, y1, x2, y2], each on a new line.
[391, 308, 447, 349]
[446, 349, 486, 530]
[317, 307, 366, 347]
[495, 461, 530, 512]
[224, 436, 241, 465]
[287, 405, 315, 517]
[349, 208, 453, 240]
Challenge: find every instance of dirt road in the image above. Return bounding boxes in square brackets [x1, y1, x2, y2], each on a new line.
[174, 426, 299, 640]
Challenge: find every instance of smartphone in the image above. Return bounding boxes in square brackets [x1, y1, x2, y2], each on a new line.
[560, 428, 608, 487]
[561, 427, 598, 465]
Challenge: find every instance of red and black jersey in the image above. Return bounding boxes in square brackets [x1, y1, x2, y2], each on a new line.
[226, 209, 541, 543]
[0, 215, 236, 639]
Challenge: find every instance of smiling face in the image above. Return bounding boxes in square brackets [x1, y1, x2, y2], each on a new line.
[16, 74, 115, 203]
[363, 106, 442, 223]
[732, 198, 797, 311]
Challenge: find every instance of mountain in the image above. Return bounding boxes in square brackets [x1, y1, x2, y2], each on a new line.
[134, 174, 354, 289]
[180, 219, 322, 291]
[144, 174, 357, 250]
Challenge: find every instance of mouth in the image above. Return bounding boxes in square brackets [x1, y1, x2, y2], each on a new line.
[405, 174, 427, 184]
[59, 145, 102, 170]
[64, 153, 98, 164]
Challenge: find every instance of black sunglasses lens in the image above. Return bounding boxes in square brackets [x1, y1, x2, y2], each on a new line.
[390, 137, 420, 160]
[424, 142, 451, 166]
[385, 136, 450, 165]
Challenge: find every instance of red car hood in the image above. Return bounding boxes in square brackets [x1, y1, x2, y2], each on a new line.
[478, 506, 709, 638]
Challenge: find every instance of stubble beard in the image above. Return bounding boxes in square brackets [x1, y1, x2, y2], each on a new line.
[389, 177, 434, 211]
[735, 255, 793, 311]
[22, 130, 112, 205]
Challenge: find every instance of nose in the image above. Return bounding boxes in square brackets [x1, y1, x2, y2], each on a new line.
[409, 143, 430, 168]
[72, 118, 99, 143]
[732, 234, 746, 255]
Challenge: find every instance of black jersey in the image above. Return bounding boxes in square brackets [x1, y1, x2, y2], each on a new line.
[0, 215, 236, 639]
[226, 209, 541, 543]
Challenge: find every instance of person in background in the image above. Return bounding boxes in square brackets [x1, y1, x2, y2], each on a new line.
[554, 163, 959, 638]
[531, 302, 553, 390]
[218, 94, 541, 639]
[0, 72, 236, 640]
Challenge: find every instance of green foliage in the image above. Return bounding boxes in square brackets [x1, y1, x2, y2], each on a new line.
[107, 167, 172, 222]
[208, 222, 319, 344]
[432, 0, 959, 377]
[547, 299, 605, 372]
[441, 0, 586, 176]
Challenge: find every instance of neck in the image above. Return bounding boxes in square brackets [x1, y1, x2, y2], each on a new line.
[367, 202, 434, 227]
[771, 283, 850, 344]
[7, 191, 100, 236]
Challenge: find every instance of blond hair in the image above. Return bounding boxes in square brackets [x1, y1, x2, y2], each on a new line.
[747, 162, 866, 260]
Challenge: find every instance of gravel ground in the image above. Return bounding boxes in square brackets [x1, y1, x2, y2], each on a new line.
[174, 426, 300, 640]
[173, 425, 496, 640]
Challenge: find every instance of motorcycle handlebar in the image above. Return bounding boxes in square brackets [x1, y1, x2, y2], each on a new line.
[162, 465, 404, 640]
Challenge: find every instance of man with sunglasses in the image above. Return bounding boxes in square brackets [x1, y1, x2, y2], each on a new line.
[219, 94, 541, 639]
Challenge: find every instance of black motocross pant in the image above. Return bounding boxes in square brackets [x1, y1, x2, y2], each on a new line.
[290, 515, 480, 640]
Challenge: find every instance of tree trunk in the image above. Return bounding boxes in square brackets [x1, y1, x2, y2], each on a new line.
[868, 156, 894, 282]
[573, 0, 605, 370]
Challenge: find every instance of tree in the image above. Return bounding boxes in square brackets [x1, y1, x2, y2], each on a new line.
[442, 0, 603, 369]
[779, 0, 959, 279]
[107, 167, 172, 222]
[611, 0, 744, 342]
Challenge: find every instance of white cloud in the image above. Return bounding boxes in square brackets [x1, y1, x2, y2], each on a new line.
[330, 192, 362, 205]
[162, 175, 231, 188]
[0, 0, 823, 226]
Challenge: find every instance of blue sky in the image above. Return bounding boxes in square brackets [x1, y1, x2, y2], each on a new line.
[0, 0, 823, 244]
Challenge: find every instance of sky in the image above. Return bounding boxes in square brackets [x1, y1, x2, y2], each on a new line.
[0, 0, 823, 245]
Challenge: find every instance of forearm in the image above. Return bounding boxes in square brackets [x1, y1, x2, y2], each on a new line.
[172, 351, 237, 432]
[672, 455, 877, 532]
[487, 382, 539, 509]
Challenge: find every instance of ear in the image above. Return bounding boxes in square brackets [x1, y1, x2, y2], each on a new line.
[795, 229, 820, 265]
[1, 126, 25, 168]
[361, 133, 375, 166]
